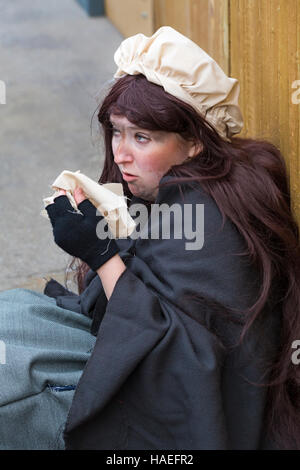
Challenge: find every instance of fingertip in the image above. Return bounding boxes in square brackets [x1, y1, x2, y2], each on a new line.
[74, 187, 86, 205]
[74, 186, 84, 195]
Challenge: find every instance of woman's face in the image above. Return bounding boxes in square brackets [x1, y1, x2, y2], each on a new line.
[110, 114, 198, 201]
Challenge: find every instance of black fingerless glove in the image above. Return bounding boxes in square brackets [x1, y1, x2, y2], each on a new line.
[46, 195, 120, 271]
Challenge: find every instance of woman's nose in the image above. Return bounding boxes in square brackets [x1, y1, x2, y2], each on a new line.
[113, 138, 134, 164]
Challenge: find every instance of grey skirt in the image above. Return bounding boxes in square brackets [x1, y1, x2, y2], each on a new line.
[0, 288, 96, 450]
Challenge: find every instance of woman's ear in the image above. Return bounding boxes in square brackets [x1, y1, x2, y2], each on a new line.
[187, 141, 203, 158]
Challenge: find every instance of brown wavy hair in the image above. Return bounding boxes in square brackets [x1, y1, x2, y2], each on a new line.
[71, 74, 300, 449]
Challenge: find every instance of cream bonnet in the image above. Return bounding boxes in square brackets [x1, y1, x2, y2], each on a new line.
[114, 26, 243, 140]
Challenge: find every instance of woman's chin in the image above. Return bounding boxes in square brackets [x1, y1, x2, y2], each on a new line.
[128, 183, 156, 202]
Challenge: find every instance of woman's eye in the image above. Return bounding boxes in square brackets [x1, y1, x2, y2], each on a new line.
[135, 134, 149, 142]
[112, 128, 120, 136]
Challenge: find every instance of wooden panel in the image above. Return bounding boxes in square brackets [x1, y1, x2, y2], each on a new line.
[288, 0, 300, 226]
[189, 0, 229, 73]
[105, 0, 154, 37]
[154, 0, 191, 37]
[230, 0, 300, 225]
[154, 0, 229, 73]
[105, 0, 229, 72]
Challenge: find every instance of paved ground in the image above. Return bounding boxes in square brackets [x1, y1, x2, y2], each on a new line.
[0, 0, 122, 292]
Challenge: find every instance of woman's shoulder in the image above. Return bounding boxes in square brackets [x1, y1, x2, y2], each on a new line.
[157, 174, 212, 204]
[155, 174, 238, 241]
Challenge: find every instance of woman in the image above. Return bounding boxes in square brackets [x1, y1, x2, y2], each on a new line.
[1, 26, 300, 450]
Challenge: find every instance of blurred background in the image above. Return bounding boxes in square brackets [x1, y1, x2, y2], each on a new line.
[0, 0, 299, 292]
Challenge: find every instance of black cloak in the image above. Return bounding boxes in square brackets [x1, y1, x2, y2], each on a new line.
[44, 176, 282, 450]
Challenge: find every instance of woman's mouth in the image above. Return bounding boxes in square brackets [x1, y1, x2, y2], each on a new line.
[122, 171, 138, 182]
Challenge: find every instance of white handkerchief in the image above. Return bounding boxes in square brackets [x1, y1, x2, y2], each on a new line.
[41, 170, 136, 238]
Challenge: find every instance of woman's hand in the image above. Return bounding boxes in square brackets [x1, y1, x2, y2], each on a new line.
[45, 186, 120, 272]
[56, 187, 86, 204]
